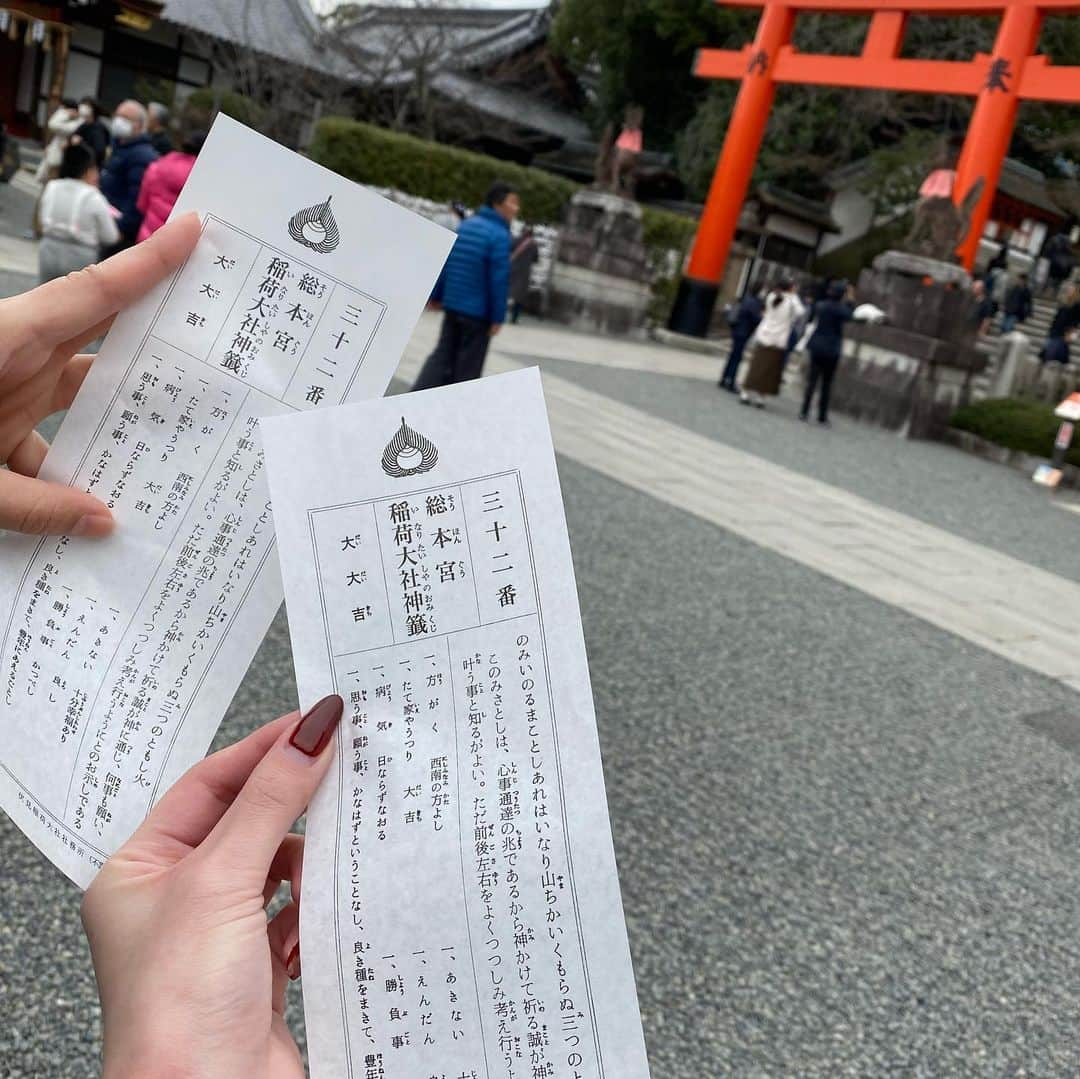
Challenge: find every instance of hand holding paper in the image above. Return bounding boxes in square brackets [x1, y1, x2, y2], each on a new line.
[0, 115, 453, 887]
[0, 214, 199, 536]
[263, 369, 651, 1079]
[82, 699, 343, 1079]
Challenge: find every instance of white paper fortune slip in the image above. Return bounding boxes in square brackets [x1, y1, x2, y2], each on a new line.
[0, 115, 453, 887]
[262, 368, 651, 1079]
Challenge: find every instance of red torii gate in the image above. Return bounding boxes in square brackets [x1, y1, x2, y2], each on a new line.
[669, 0, 1080, 337]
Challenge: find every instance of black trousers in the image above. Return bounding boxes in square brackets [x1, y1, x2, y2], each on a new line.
[719, 333, 750, 387]
[801, 351, 839, 421]
[412, 310, 492, 391]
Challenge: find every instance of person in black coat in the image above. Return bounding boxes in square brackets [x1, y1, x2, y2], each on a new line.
[1044, 232, 1075, 298]
[718, 290, 764, 391]
[73, 98, 110, 168]
[1041, 286, 1080, 364]
[1001, 273, 1032, 333]
[800, 282, 855, 426]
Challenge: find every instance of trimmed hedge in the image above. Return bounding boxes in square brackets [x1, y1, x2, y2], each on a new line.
[308, 116, 699, 323]
[309, 117, 578, 224]
[949, 397, 1080, 467]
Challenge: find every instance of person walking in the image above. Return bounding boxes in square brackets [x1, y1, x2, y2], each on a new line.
[740, 278, 806, 408]
[412, 181, 518, 390]
[970, 278, 997, 336]
[718, 289, 763, 392]
[1041, 285, 1080, 365]
[1001, 273, 1032, 333]
[100, 100, 158, 255]
[37, 143, 119, 283]
[508, 227, 538, 323]
[136, 128, 205, 241]
[800, 282, 855, 427]
[1043, 232, 1075, 299]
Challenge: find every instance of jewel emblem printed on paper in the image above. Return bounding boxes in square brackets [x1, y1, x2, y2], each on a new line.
[381, 418, 438, 477]
[288, 196, 340, 253]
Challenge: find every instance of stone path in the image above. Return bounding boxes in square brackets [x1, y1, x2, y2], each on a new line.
[401, 316, 1080, 692]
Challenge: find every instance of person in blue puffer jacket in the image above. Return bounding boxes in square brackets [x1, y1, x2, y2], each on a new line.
[99, 99, 158, 254]
[413, 181, 519, 390]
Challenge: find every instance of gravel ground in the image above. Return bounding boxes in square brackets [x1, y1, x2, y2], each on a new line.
[3, 221, 1080, 1074]
[3, 442, 1080, 1076]
[511, 347, 1080, 586]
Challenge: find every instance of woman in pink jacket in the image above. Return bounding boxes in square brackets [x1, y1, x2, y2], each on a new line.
[136, 128, 205, 241]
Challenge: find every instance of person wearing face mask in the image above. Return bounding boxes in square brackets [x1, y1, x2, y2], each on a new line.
[99, 99, 159, 255]
[72, 98, 110, 167]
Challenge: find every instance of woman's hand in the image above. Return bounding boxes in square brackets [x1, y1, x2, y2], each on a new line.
[82, 695, 344, 1079]
[0, 213, 199, 536]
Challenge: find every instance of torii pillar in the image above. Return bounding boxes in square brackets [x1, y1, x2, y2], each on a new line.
[669, 0, 1080, 339]
[953, 4, 1043, 266]
[667, 4, 794, 337]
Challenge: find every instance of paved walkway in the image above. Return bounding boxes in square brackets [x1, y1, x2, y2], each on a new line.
[0, 171, 39, 278]
[401, 314, 1080, 693]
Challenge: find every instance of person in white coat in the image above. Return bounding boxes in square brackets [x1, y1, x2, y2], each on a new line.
[740, 278, 806, 408]
[35, 99, 81, 183]
[38, 143, 119, 282]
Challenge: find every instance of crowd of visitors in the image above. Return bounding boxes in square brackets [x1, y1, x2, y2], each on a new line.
[719, 275, 878, 427]
[31, 96, 204, 283]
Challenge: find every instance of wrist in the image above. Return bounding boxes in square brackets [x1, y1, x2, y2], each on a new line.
[103, 1033, 198, 1079]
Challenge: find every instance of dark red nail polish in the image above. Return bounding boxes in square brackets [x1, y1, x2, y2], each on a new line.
[286, 943, 300, 981]
[288, 694, 343, 757]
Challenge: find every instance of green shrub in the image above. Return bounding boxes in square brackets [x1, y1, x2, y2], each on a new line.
[949, 397, 1080, 467]
[641, 206, 697, 256]
[308, 116, 700, 325]
[183, 88, 265, 132]
[813, 213, 911, 282]
[309, 117, 578, 224]
[640, 206, 696, 324]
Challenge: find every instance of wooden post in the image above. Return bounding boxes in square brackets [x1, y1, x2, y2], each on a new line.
[47, 26, 70, 117]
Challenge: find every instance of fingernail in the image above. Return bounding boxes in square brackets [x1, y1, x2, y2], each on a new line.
[72, 513, 113, 537]
[286, 943, 300, 981]
[287, 694, 343, 759]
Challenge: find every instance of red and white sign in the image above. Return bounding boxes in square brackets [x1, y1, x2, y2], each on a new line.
[1054, 393, 1080, 421]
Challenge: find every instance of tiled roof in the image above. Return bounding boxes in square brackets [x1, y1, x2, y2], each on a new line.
[431, 71, 589, 143]
[160, 0, 349, 76]
[331, 5, 550, 87]
[996, 158, 1066, 218]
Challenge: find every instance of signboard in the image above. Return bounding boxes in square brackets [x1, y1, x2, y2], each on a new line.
[1054, 393, 1080, 421]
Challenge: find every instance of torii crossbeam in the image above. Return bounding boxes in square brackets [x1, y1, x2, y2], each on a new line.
[669, 0, 1080, 337]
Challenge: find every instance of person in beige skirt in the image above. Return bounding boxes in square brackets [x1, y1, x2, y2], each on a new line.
[740, 278, 806, 408]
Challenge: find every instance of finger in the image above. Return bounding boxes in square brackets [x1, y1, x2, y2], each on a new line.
[125, 711, 299, 861]
[0, 469, 113, 537]
[10, 213, 201, 356]
[56, 316, 115, 360]
[268, 902, 301, 1014]
[201, 695, 343, 889]
[51, 353, 95, 413]
[6, 430, 50, 478]
[262, 833, 305, 908]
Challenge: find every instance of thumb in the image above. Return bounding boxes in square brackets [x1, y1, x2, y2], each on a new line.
[200, 694, 343, 887]
[0, 470, 114, 537]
